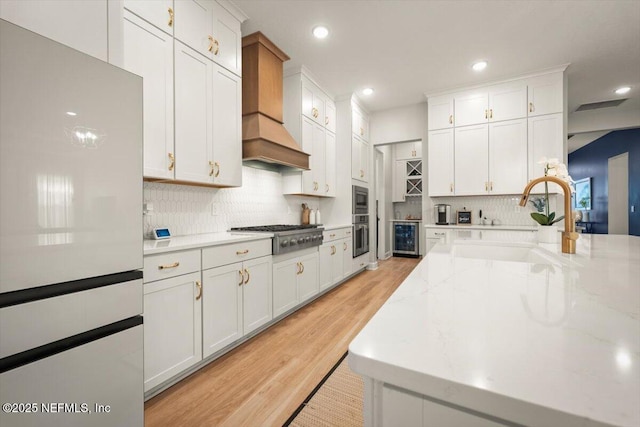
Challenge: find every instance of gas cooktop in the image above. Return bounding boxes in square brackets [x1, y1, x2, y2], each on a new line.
[230, 224, 324, 255]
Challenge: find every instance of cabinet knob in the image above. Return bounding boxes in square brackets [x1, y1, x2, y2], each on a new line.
[168, 7, 174, 27]
[168, 152, 175, 171]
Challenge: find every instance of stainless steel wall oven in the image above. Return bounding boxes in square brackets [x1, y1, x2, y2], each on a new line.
[353, 214, 369, 257]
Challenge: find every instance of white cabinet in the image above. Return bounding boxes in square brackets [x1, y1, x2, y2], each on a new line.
[528, 113, 564, 192]
[201, 255, 272, 358]
[325, 99, 337, 134]
[454, 83, 527, 127]
[352, 106, 370, 141]
[488, 119, 528, 194]
[454, 125, 488, 196]
[393, 159, 423, 201]
[124, 0, 175, 35]
[201, 240, 272, 358]
[454, 120, 527, 196]
[0, 0, 110, 62]
[427, 94, 454, 130]
[142, 248, 202, 393]
[527, 73, 563, 117]
[283, 72, 336, 196]
[123, 11, 174, 179]
[428, 129, 454, 196]
[394, 141, 422, 160]
[273, 251, 319, 317]
[319, 228, 352, 290]
[173, 0, 215, 59]
[174, 41, 213, 184]
[352, 135, 370, 182]
[211, 0, 242, 76]
[211, 63, 242, 186]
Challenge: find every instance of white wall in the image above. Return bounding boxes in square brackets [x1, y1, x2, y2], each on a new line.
[569, 108, 640, 134]
[370, 103, 428, 145]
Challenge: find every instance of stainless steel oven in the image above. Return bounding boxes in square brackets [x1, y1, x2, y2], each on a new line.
[353, 214, 369, 257]
[353, 185, 369, 215]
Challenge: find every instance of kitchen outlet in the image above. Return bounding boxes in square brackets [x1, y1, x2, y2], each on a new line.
[211, 204, 218, 216]
[632, 205, 636, 213]
[143, 202, 154, 216]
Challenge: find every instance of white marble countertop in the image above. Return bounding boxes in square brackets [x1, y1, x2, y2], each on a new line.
[143, 232, 273, 255]
[349, 231, 640, 427]
[424, 223, 538, 231]
[390, 219, 423, 222]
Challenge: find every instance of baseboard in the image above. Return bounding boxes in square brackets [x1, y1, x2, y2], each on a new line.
[366, 261, 379, 270]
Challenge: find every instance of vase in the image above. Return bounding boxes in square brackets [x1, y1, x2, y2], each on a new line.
[537, 225, 558, 243]
[582, 210, 590, 222]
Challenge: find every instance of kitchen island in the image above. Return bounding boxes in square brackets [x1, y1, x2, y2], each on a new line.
[349, 231, 639, 427]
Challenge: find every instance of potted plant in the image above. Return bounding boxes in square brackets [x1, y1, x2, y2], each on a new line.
[530, 158, 574, 242]
[578, 196, 590, 221]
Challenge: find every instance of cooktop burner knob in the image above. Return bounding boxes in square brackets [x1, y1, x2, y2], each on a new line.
[305, 236, 311, 243]
[290, 238, 297, 245]
[280, 239, 289, 247]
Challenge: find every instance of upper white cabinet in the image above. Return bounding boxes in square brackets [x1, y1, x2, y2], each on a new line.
[123, 11, 174, 179]
[352, 106, 370, 141]
[211, 0, 243, 76]
[427, 94, 454, 130]
[453, 83, 527, 127]
[0, 0, 110, 62]
[527, 73, 564, 117]
[352, 134, 370, 182]
[394, 141, 422, 160]
[283, 70, 336, 197]
[123, 0, 245, 187]
[428, 129, 454, 196]
[124, 0, 175, 35]
[427, 68, 566, 196]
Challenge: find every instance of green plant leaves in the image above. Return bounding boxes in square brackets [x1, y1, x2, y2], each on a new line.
[530, 212, 565, 226]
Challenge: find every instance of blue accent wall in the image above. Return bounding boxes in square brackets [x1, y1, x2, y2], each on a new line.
[568, 128, 640, 236]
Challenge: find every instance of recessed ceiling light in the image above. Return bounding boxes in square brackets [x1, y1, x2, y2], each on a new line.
[362, 88, 374, 96]
[66, 111, 77, 116]
[312, 26, 329, 39]
[615, 86, 631, 95]
[472, 60, 488, 72]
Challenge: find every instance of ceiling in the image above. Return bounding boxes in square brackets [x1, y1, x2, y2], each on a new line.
[234, 0, 640, 134]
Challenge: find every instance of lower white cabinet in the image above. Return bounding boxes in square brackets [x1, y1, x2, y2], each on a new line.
[319, 227, 354, 290]
[202, 255, 272, 358]
[273, 251, 319, 317]
[143, 271, 202, 392]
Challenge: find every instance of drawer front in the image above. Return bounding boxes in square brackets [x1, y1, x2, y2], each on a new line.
[143, 250, 201, 283]
[323, 227, 352, 242]
[425, 229, 450, 240]
[202, 239, 271, 270]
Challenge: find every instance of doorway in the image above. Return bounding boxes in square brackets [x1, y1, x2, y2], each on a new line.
[608, 152, 629, 234]
[375, 149, 384, 259]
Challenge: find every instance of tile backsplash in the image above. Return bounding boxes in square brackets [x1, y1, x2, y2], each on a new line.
[427, 194, 561, 226]
[143, 167, 319, 238]
[393, 197, 422, 220]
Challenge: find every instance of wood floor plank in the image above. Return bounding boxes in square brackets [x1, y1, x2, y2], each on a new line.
[144, 256, 419, 426]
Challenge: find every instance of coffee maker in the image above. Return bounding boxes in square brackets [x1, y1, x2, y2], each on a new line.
[435, 204, 451, 225]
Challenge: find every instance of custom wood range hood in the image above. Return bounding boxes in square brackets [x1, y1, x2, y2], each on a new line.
[241, 32, 310, 170]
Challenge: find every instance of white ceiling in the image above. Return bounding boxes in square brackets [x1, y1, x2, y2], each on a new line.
[234, 0, 640, 131]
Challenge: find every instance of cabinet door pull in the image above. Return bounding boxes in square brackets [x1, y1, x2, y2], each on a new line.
[168, 7, 174, 27]
[209, 160, 215, 176]
[449, 114, 453, 124]
[195, 281, 202, 300]
[326, 184, 329, 193]
[450, 183, 454, 193]
[236, 249, 249, 255]
[168, 152, 175, 171]
[238, 270, 244, 286]
[489, 109, 493, 119]
[360, 127, 364, 136]
[343, 242, 347, 251]
[325, 116, 329, 125]
[300, 262, 305, 274]
[490, 182, 493, 191]
[214, 161, 220, 178]
[243, 268, 250, 284]
[330, 233, 336, 238]
[485, 182, 488, 191]
[529, 102, 534, 113]
[158, 262, 180, 270]
[212, 37, 219, 55]
[208, 35, 215, 52]
[296, 262, 301, 275]
[484, 109, 488, 119]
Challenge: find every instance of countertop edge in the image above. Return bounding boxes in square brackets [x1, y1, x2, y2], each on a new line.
[144, 233, 274, 255]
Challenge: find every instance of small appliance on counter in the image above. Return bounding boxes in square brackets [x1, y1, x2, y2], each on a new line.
[435, 204, 452, 225]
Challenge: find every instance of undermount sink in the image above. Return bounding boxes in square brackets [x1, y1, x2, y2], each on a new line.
[452, 241, 563, 265]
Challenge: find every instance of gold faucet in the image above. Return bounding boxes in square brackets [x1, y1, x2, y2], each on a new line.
[519, 176, 580, 254]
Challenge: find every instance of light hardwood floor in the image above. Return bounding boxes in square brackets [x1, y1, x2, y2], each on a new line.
[144, 256, 420, 427]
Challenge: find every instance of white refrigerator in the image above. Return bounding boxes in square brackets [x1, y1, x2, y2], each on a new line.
[0, 19, 144, 426]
